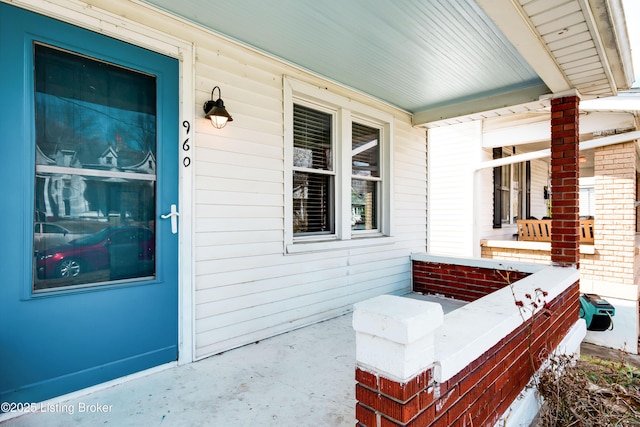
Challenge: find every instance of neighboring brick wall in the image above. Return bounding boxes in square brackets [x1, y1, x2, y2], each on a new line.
[550, 96, 580, 267]
[355, 280, 580, 427]
[636, 172, 640, 233]
[480, 246, 551, 264]
[577, 253, 602, 285]
[412, 260, 531, 302]
[583, 142, 637, 286]
[480, 247, 604, 284]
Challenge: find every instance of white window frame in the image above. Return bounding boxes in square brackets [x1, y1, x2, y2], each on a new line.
[579, 177, 595, 218]
[351, 116, 383, 236]
[291, 100, 338, 237]
[498, 149, 528, 225]
[284, 77, 393, 254]
[508, 162, 525, 224]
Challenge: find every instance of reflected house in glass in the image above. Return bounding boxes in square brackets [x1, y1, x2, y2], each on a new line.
[99, 146, 118, 167]
[33, 43, 158, 225]
[35, 142, 156, 222]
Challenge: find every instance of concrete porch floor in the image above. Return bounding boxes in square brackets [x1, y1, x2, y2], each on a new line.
[0, 295, 465, 427]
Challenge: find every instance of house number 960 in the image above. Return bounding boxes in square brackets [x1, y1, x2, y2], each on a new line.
[182, 120, 191, 167]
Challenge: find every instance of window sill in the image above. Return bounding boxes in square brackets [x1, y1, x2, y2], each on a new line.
[286, 235, 395, 254]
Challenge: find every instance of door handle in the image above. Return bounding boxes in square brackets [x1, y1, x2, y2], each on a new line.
[160, 204, 180, 234]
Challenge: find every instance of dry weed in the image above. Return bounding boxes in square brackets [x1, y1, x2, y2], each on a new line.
[536, 354, 640, 426]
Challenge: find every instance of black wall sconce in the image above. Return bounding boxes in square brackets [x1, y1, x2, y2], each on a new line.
[203, 86, 233, 129]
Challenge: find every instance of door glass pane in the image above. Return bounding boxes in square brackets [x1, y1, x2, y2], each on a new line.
[33, 43, 157, 292]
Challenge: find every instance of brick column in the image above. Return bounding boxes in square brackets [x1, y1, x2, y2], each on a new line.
[550, 95, 580, 267]
[353, 295, 443, 426]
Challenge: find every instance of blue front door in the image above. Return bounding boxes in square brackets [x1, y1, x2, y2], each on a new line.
[0, 4, 179, 404]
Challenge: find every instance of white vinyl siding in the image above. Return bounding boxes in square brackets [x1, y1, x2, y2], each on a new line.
[478, 149, 497, 241]
[530, 159, 550, 219]
[174, 19, 423, 358]
[14, 0, 427, 361]
[427, 121, 481, 257]
[194, 61, 421, 359]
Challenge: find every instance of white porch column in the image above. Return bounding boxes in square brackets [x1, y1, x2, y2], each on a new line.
[352, 295, 444, 382]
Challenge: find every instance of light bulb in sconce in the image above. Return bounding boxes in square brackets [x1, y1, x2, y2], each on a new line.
[203, 86, 233, 129]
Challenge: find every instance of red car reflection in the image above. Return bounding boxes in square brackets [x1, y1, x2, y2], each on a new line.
[36, 226, 155, 280]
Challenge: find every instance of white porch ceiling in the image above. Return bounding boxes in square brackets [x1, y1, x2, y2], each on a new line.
[142, 0, 634, 126]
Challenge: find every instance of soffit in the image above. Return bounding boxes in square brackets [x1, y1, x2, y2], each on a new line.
[139, 0, 632, 127]
[141, 0, 546, 114]
[422, 0, 634, 128]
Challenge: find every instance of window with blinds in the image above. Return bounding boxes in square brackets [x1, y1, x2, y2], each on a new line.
[292, 104, 334, 235]
[285, 77, 392, 249]
[579, 186, 595, 218]
[351, 122, 380, 231]
[493, 147, 530, 226]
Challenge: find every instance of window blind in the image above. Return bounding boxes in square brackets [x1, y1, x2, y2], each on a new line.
[292, 104, 334, 235]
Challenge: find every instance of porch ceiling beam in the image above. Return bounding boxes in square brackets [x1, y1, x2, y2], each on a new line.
[412, 84, 549, 127]
[475, 0, 572, 94]
[476, 129, 640, 170]
[482, 111, 636, 148]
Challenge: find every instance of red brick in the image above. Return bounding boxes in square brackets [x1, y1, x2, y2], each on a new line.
[356, 384, 380, 410]
[419, 387, 435, 409]
[380, 416, 403, 427]
[429, 414, 451, 427]
[550, 95, 580, 267]
[386, 395, 421, 423]
[407, 405, 436, 427]
[380, 373, 427, 403]
[434, 386, 459, 416]
[357, 383, 422, 424]
[357, 368, 379, 390]
[445, 398, 471, 425]
[356, 403, 377, 427]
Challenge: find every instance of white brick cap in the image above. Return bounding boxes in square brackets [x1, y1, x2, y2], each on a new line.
[352, 295, 444, 344]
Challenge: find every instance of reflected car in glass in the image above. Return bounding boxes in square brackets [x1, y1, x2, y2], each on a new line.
[33, 222, 90, 253]
[36, 226, 155, 280]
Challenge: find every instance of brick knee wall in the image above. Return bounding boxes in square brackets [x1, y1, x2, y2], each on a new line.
[356, 280, 580, 427]
[412, 260, 531, 301]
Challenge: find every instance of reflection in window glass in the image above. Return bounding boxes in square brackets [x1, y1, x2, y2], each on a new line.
[351, 179, 377, 230]
[351, 122, 380, 231]
[32, 43, 157, 291]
